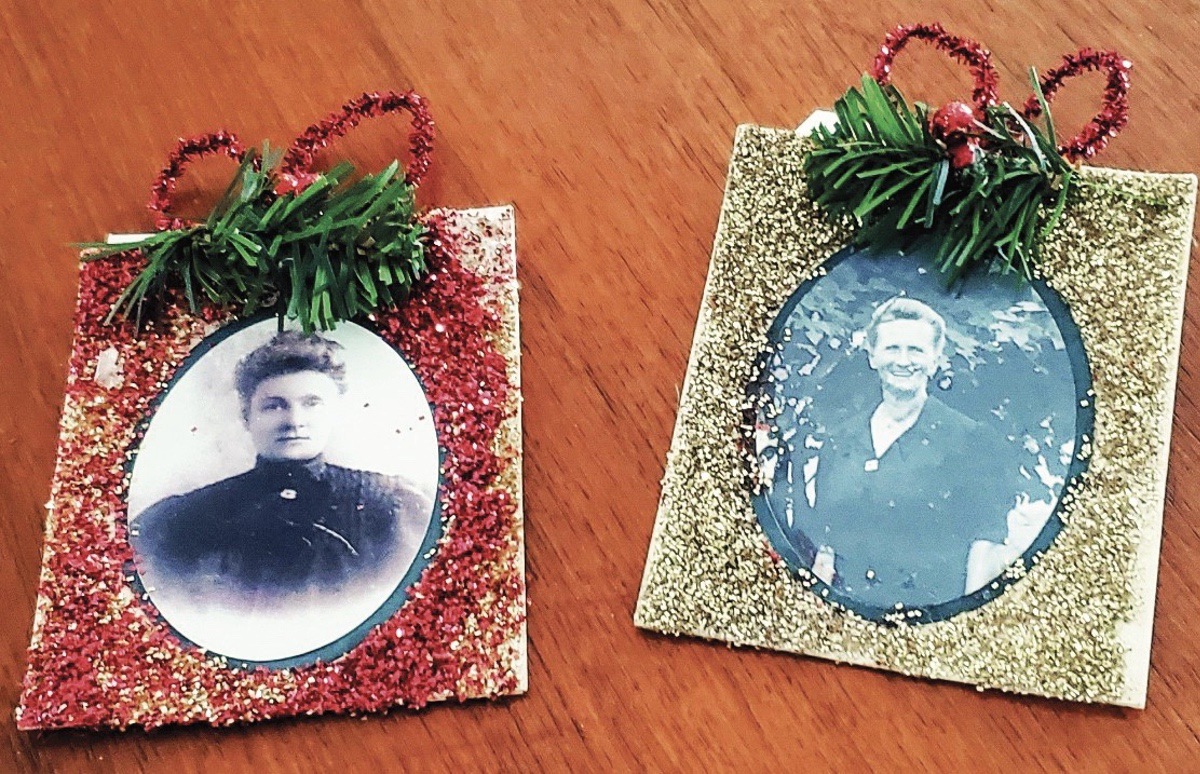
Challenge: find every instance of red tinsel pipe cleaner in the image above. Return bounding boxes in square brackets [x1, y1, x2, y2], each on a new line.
[147, 90, 435, 231]
[870, 22, 1000, 115]
[148, 130, 247, 231]
[1021, 48, 1132, 162]
[282, 90, 435, 187]
[869, 23, 1130, 163]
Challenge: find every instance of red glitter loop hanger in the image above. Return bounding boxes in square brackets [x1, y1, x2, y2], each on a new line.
[868, 23, 1131, 162]
[148, 130, 247, 231]
[870, 22, 1001, 115]
[1021, 48, 1132, 162]
[146, 90, 435, 231]
[282, 90, 435, 188]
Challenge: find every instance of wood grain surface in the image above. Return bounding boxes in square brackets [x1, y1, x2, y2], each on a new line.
[3, 1, 1199, 770]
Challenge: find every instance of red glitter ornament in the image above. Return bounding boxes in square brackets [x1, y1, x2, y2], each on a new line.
[929, 100, 977, 140]
[946, 139, 979, 170]
[273, 170, 320, 196]
[18, 94, 523, 731]
[18, 212, 524, 731]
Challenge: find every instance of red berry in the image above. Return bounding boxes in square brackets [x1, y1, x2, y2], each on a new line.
[273, 171, 319, 196]
[947, 138, 980, 169]
[929, 101, 977, 141]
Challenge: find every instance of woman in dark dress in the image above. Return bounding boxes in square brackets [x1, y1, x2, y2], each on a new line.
[132, 331, 430, 604]
[791, 297, 1009, 610]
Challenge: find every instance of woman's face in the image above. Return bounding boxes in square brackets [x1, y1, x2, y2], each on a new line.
[244, 370, 341, 461]
[867, 319, 941, 397]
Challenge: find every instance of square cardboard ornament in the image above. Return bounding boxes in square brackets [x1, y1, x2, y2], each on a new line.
[19, 205, 526, 730]
[634, 114, 1197, 707]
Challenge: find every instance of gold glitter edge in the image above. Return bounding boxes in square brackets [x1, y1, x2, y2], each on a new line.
[1116, 172, 1198, 708]
[634, 127, 751, 627]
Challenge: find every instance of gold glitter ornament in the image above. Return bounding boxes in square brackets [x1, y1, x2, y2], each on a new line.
[634, 123, 1197, 708]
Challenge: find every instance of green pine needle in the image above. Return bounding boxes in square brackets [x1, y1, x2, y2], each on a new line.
[85, 146, 428, 332]
[805, 71, 1073, 282]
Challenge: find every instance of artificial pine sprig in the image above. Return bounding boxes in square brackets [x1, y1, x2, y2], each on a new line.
[86, 145, 427, 332]
[805, 71, 1072, 281]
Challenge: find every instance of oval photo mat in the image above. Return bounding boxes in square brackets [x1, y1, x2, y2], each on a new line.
[748, 244, 1095, 624]
[124, 314, 444, 668]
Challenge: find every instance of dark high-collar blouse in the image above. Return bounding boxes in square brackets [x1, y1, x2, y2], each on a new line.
[132, 456, 431, 598]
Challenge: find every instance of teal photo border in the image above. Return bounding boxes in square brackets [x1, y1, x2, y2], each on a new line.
[749, 246, 1096, 625]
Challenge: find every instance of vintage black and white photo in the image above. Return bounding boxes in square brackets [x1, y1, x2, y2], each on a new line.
[127, 319, 440, 663]
[751, 246, 1089, 619]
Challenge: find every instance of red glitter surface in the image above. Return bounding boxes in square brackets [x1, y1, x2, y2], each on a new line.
[17, 212, 524, 730]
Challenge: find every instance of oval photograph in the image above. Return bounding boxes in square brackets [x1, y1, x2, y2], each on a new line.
[127, 318, 440, 665]
[749, 245, 1092, 622]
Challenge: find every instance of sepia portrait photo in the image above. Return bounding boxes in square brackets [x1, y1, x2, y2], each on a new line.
[127, 318, 441, 664]
[750, 245, 1091, 621]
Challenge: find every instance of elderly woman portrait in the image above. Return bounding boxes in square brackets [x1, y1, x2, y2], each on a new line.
[132, 331, 431, 604]
[787, 296, 1014, 610]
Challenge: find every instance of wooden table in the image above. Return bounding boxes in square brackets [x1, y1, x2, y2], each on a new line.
[3, 1, 1198, 769]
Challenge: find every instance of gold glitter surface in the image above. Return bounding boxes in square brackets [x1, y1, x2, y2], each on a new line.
[634, 126, 1197, 706]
